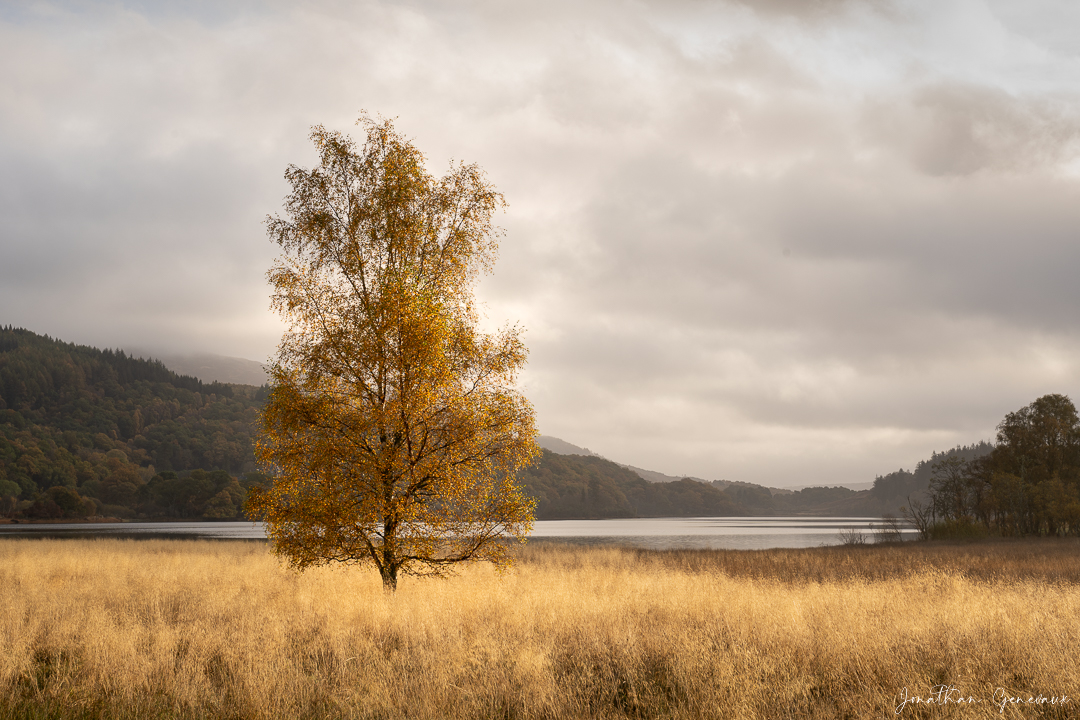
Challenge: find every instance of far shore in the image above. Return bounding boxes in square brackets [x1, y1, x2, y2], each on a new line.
[0, 516, 244, 525]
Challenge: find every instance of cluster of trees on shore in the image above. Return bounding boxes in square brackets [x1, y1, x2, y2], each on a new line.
[866, 442, 994, 517]
[910, 394, 1080, 538]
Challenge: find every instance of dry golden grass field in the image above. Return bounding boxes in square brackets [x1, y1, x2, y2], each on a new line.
[1, 537, 1078, 719]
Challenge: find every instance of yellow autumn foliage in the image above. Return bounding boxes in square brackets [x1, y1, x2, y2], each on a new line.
[249, 116, 539, 591]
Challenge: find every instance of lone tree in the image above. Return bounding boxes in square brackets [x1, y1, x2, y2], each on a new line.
[248, 116, 539, 592]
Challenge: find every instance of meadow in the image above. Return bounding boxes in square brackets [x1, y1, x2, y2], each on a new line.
[1, 537, 1078, 719]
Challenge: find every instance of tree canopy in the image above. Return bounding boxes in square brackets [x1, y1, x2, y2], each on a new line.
[911, 394, 1080, 538]
[248, 117, 539, 591]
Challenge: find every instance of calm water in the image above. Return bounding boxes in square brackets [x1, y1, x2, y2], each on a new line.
[0, 517, 913, 549]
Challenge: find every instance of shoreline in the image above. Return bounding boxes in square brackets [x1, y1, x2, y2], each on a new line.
[0, 516, 249, 525]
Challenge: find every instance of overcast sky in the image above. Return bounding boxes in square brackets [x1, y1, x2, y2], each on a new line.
[4, 0, 1080, 486]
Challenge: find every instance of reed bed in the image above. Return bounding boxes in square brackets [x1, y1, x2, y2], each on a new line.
[1, 538, 1077, 719]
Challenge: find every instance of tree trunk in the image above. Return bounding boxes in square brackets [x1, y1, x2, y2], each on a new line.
[380, 564, 398, 593]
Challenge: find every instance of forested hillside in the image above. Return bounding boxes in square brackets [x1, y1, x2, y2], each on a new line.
[520, 451, 742, 519]
[0, 327, 270, 519]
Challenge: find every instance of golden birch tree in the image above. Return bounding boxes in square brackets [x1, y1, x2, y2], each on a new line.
[247, 116, 539, 592]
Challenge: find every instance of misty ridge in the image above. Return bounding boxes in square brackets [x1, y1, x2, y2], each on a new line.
[0, 325, 1028, 528]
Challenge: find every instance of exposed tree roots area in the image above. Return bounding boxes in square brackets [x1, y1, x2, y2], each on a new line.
[2, 538, 1078, 719]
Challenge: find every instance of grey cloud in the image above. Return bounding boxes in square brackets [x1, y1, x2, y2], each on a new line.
[984, 0, 1080, 57]
[707, 0, 875, 21]
[758, 164, 1080, 333]
[864, 82, 1080, 176]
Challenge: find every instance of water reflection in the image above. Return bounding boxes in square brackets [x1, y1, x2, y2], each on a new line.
[0, 517, 914, 550]
[529, 517, 915, 550]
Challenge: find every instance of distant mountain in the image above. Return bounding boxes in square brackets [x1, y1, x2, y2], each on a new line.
[624, 464, 712, 485]
[537, 435, 600, 457]
[137, 352, 268, 387]
[538, 435, 714, 484]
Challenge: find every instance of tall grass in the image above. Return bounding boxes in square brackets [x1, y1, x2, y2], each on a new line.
[1, 538, 1078, 719]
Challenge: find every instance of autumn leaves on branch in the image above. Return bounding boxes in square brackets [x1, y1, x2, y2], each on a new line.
[248, 116, 539, 591]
